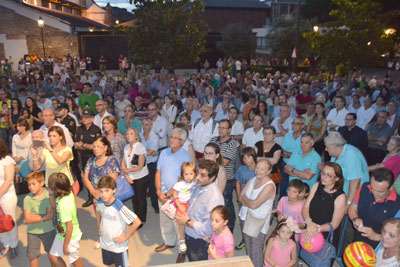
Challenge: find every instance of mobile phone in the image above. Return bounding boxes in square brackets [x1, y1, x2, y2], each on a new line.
[32, 140, 45, 149]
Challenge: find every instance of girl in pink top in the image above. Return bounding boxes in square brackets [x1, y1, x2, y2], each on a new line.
[264, 219, 297, 267]
[207, 205, 234, 260]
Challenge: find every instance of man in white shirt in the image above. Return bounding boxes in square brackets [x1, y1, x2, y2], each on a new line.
[40, 109, 74, 148]
[326, 96, 349, 131]
[356, 97, 376, 130]
[190, 105, 219, 159]
[37, 92, 53, 111]
[271, 104, 293, 146]
[178, 97, 201, 125]
[242, 114, 264, 149]
[229, 107, 244, 142]
[93, 100, 112, 133]
[115, 91, 131, 120]
[148, 102, 169, 149]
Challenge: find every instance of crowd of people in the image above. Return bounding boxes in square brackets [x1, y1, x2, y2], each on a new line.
[0, 56, 400, 267]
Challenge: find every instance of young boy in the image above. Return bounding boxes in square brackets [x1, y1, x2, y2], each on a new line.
[23, 171, 57, 267]
[96, 175, 141, 267]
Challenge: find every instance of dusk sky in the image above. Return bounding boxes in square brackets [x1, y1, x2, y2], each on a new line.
[96, 0, 135, 12]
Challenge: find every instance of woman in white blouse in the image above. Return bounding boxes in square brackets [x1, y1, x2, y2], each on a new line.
[12, 118, 32, 178]
[163, 95, 177, 124]
[121, 127, 148, 225]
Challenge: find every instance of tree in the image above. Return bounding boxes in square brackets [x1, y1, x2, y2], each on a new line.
[267, 16, 315, 62]
[218, 23, 256, 60]
[125, 0, 208, 70]
[303, 0, 395, 72]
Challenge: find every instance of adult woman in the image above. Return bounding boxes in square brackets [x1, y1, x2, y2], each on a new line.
[238, 159, 276, 267]
[65, 96, 80, 126]
[83, 137, 120, 202]
[0, 140, 18, 258]
[162, 95, 177, 124]
[103, 116, 127, 165]
[369, 136, 400, 179]
[302, 162, 346, 247]
[122, 128, 148, 225]
[376, 218, 400, 266]
[117, 105, 142, 135]
[12, 118, 32, 178]
[21, 108, 33, 132]
[9, 98, 22, 134]
[204, 143, 227, 193]
[256, 101, 270, 124]
[307, 102, 328, 156]
[25, 97, 42, 130]
[201, 86, 217, 109]
[244, 108, 257, 130]
[31, 126, 75, 188]
[254, 126, 282, 183]
[51, 99, 60, 111]
[177, 114, 196, 162]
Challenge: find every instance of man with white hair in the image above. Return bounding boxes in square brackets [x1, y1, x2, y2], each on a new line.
[93, 100, 112, 133]
[40, 109, 74, 148]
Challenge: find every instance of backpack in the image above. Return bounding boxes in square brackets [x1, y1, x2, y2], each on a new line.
[193, 118, 217, 133]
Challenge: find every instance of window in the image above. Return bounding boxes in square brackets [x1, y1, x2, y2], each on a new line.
[257, 37, 268, 49]
[51, 3, 62, 11]
[63, 6, 72, 13]
[41, 0, 49, 8]
[72, 9, 81, 16]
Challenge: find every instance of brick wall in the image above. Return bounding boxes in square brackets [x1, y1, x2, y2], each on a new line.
[0, 5, 79, 60]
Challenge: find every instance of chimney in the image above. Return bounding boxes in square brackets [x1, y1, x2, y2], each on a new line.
[104, 3, 112, 26]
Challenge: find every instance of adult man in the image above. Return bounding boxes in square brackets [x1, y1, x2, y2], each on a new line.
[155, 128, 191, 253]
[28, 130, 45, 172]
[175, 159, 224, 262]
[271, 104, 293, 146]
[356, 97, 376, 130]
[302, 102, 315, 128]
[190, 105, 218, 159]
[229, 107, 244, 142]
[242, 93, 258, 121]
[366, 111, 392, 165]
[348, 168, 400, 248]
[273, 94, 297, 119]
[93, 100, 112, 134]
[148, 102, 169, 150]
[210, 119, 239, 233]
[242, 114, 264, 149]
[114, 90, 131, 120]
[140, 117, 160, 213]
[37, 92, 52, 111]
[78, 82, 99, 114]
[338, 113, 368, 158]
[285, 133, 321, 189]
[215, 91, 233, 114]
[387, 101, 400, 135]
[326, 96, 348, 131]
[324, 132, 369, 206]
[214, 100, 229, 122]
[179, 97, 201, 125]
[74, 110, 101, 207]
[296, 84, 313, 115]
[137, 84, 151, 108]
[40, 109, 74, 148]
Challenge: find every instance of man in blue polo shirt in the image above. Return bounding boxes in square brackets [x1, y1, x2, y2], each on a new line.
[284, 133, 321, 189]
[155, 128, 191, 254]
[348, 167, 400, 248]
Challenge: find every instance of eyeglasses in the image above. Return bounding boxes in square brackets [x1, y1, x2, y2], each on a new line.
[292, 122, 304, 125]
[321, 171, 336, 179]
[170, 136, 182, 141]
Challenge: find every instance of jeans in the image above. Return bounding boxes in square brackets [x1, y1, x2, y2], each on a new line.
[279, 161, 288, 198]
[185, 234, 209, 262]
[131, 176, 147, 222]
[146, 163, 158, 211]
[224, 179, 236, 233]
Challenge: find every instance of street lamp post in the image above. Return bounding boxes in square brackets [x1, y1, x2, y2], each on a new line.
[37, 16, 46, 59]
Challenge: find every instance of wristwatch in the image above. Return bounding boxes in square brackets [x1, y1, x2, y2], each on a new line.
[82, 143, 85, 149]
[185, 219, 191, 227]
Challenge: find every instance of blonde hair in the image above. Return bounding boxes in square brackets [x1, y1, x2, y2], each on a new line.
[179, 161, 197, 181]
[26, 171, 45, 183]
[126, 127, 141, 143]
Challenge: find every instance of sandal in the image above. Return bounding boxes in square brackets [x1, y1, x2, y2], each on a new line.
[0, 247, 10, 258]
[179, 240, 187, 253]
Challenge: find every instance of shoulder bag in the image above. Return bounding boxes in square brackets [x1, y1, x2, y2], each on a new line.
[115, 174, 135, 202]
[262, 142, 282, 184]
[300, 223, 336, 267]
[0, 206, 15, 233]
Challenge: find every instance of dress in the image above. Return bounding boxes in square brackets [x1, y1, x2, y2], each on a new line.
[309, 183, 344, 246]
[264, 237, 294, 267]
[85, 156, 120, 188]
[254, 142, 282, 173]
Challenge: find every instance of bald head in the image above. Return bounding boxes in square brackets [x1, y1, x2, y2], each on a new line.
[43, 109, 55, 128]
[32, 130, 44, 140]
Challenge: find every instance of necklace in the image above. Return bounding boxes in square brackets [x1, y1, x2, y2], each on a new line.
[383, 247, 399, 258]
[93, 156, 108, 168]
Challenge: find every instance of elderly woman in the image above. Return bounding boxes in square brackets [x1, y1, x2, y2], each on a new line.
[302, 162, 346, 247]
[238, 159, 276, 267]
[375, 218, 400, 266]
[103, 116, 127, 165]
[369, 136, 400, 179]
[0, 140, 18, 258]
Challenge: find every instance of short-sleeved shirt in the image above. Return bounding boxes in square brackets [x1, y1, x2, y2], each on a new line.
[42, 147, 74, 186]
[242, 127, 264, 147]
[118, 118, 142, 135]
[366, 122, 392, 150]
[234, 165, 255, 191]
[157, 147, 191, 192]
[97, 198, 137, 253]
[140, 131, 159, 164]
[330, 144, 369, 195]
[75, 123, 102, 158]
[208, 229, 234, 260]
[173, 180, 196, 203]
[123, 142, 148, 180]
[23, 189, 54, 234]
[210, 136, 239, 180]
[288, 149, 321, 189]
[276, 196, 305, 226]
[54, 193, 82, 241]
[282, 131, 303, 163]
[85, 156, 120, 188]
[78, 93, 99, 113]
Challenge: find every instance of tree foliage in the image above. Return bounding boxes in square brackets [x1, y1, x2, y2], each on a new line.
[218, 23, 256, 60]
[303, 0, 396, 71]
[267, 16, 315, 61]
[125, 0, 208, 69]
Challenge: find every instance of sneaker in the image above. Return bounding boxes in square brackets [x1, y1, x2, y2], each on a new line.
[94, 241, 101, 249]
[235, 240, 245, 250]
[179, 240, 187, 253]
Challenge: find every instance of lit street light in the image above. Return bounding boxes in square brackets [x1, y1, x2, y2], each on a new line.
[37, 16, 46, 59]
[313, 26, 319, 33]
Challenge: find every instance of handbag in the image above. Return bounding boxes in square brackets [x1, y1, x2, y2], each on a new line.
[14, 176, 29, 195]
[131, 154, 146, 166]
[262, 142, 282, 184]
[161, 198, 177, 220]
[115, 174, 135, 202]
[300, 223, 336, 267]
[243, 212, 267, 238]
[0, 206, 15, 233]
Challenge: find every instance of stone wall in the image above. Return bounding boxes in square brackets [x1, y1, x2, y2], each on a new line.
[0, 5, 79, 60]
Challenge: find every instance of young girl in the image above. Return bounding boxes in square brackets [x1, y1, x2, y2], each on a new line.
[48, 172, 83, 267]
[170, 162, 197, 253]
[264, 219, 297, 267]
[208, 205, 234, 260]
